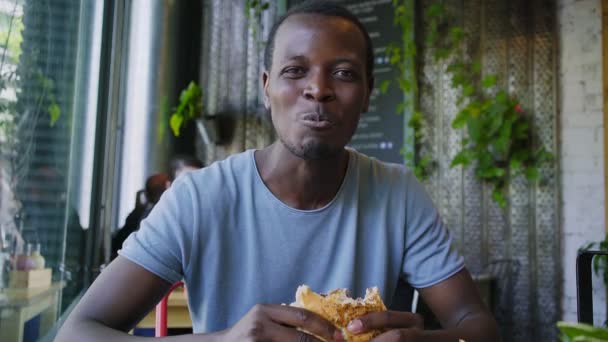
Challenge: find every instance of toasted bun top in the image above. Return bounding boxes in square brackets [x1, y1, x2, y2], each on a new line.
[290, 285, 387, 342]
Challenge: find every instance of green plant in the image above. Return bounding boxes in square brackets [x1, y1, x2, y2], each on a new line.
[1, 4, 60, 129]
[244, 0, 269, 19]
[385, 1, 552, 207]
[558, 321, 608, 341]
[169, 81, 203, 137]
[382, 0, 434, 180]
[244, 0, 270, 53]
[581, 236, 608, 294]
[1, 3, 62, 222]
[35, 71, 61, 126]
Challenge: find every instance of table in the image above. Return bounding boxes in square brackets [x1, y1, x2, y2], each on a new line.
[0, 282, 64, 342]
[136, 287, 192, 329]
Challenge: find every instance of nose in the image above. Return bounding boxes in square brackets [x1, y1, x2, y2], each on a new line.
[302, 71, 335, 102]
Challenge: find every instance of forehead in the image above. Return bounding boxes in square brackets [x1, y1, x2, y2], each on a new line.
[272, 14, 367, 64]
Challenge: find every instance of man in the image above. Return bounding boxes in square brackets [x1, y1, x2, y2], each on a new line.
[57, 1, 499, 341]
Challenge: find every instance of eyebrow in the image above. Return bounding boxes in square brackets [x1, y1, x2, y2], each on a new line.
[280, 55, 363, 67]
[281, 54, 308, 63]
[332, 57, 363, 67]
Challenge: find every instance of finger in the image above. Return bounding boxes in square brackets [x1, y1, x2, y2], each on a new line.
[261, 304, 341, 342]
[370, 329, 417, 342]
[263, 321, 326, 342]
[346, 311, 423, 334]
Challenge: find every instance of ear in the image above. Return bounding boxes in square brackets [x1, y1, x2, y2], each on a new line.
[262, 71, 271, 110]
[363, 76, 375, 112]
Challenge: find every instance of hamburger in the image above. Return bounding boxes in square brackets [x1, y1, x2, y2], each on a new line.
[290, 285, 387, 342]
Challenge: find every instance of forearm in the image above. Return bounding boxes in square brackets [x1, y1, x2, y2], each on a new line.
[423, 312, 500, 342]
[56, 318, 223, 342]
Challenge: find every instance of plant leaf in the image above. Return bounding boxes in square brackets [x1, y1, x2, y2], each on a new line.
[482, 75, 497, 88]
[488, 107, 505, 136]
[425, 3, 444, 19]
[467, 117, 483, 142]
[451, 149, 472, 167]
[450, 27, 465, 43]
[557, 321, 608, 340]
[510, 158, 521, 172]
[170, 81, 203, 136]
[492, 189, 507, 208]
[472, 59, 482, 74]
[48, 103, 61, 127]
[452, 109, 470, 129]
[379, 80, 391, 94]
[525, 167, 540, 181]
[170, 114, 184, 137]
[463, 84, 475, 97]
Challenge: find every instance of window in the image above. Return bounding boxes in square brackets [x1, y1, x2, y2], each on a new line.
[0, 0, 105, 339]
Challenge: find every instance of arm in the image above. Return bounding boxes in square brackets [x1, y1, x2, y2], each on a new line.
[56, 256, 221, 342]
[416, 268, 499, 341]
[351, 171, 498, 340]
[348, 268, 499, 342]
[56, 256, 340, 342]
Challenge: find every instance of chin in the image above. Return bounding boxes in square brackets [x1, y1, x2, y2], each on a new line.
[284, 139, 342, 160]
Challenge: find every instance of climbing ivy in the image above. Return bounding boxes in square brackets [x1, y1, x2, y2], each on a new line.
[245, 0, 270, 53]
[382, 0, 434, 181]
[385, 1, 552, 208]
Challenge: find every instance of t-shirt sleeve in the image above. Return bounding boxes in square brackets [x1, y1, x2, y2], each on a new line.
[119, 176, 196, 284]
[401, 172, 465, 288]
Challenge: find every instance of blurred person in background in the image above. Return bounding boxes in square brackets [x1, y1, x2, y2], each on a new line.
[168, 155, 204, 185]
[111, 173, 170, 259]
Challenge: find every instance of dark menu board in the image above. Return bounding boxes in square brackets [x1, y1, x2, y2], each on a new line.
[286, 0, 405, 164]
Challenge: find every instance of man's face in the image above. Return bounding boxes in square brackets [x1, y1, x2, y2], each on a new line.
[263, 14, 372, 160]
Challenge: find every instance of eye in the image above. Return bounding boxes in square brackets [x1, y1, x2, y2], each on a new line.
[334, 69, 357, 81]
[281, 66, 306, 78]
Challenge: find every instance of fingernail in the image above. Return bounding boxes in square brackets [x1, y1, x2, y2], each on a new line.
[333, 330, 344, 341]
[347, 319, 363, 333]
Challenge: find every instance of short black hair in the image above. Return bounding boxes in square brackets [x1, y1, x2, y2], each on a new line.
[263, 0, 374, 82]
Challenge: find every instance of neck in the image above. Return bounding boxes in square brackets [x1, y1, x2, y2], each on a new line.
[255, 142, 350, 210]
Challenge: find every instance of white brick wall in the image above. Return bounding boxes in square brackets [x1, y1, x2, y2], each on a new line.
[558, 0, 606, 326]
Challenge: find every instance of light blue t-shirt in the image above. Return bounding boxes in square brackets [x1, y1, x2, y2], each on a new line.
[120, 149, 464, 333]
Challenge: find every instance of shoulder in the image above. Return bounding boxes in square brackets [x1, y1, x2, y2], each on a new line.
[169, 150, 255, 207]
[349, 149, 432, 212]
[349, 149, 416, 187]
[177, 150, 254, 187]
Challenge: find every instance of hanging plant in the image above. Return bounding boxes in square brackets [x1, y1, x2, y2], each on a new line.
[244, 0, 270, 53]
[169, 81, 202, 137]
[245, 0, 269, 19]
[385, 1, 552, 208]
[382, 0, 434, 180]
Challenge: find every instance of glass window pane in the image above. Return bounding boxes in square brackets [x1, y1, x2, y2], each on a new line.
[0, 0, 105, 340]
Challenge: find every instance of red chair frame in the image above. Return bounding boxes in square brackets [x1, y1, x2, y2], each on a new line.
[155, 281, 185, 337]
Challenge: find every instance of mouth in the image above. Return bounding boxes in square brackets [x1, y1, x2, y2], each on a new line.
[299, 112, 335, 130]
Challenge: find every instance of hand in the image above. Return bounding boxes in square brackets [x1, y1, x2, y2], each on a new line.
[346, 311, 424, 341]
[220, 304, 343, 342]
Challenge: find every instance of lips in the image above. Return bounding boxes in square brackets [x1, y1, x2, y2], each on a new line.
[299, 112, 335, 130]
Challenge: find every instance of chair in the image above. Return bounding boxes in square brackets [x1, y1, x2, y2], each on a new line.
[576, 250, 608, 324]
[155, 281, 185, 337]
[483, 258, 520, 319]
